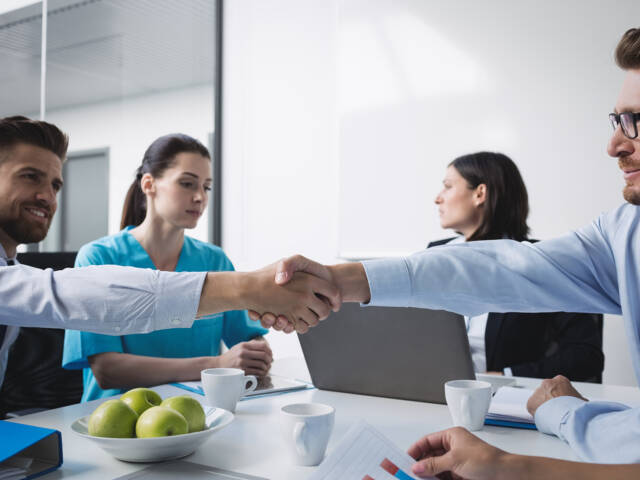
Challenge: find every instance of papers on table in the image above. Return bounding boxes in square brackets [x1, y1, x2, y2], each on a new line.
[309, 420, 431, 480]
[485, 386, 536, 429]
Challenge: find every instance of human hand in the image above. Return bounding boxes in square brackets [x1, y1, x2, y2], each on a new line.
[408, 427, 511, 479]
[244, 261, 341, 333]
[248, 255, 341, 332]
[526, 375, 587, 416]
[249, 255, 370, 333]
[216, 338, 273, 377]
[484, 371, 504, 376]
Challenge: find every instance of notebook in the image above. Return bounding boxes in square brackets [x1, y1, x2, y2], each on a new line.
[485, 386, 536, 429]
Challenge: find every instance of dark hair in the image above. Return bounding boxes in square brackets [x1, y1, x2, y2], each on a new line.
[0, 115, 68, 161]
[120, 133, 210, 229]
[615, 28, 640, 70]
[449, 151, 529, 242]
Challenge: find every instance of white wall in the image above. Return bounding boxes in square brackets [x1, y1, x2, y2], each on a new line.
[223, 0, 637, 385]
[223, 0, 340, 359]
[42, 85, 214, 244]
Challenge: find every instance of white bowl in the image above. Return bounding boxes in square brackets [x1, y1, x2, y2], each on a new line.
[71, 408, 234, 462]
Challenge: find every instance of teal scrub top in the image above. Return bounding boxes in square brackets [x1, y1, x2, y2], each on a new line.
[62, 227, 267, 402]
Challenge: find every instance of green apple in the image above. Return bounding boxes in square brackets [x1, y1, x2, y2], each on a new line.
[161, 395, 206, 433]
[120, 388, 162, 416]
[88, 399, 138, 438]
[136, 406, 189, 438]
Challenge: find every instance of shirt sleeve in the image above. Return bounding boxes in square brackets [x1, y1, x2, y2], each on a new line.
[0, 264, 205, 334]
[535, 396, 640, 463]
[362, 218, 621, 316]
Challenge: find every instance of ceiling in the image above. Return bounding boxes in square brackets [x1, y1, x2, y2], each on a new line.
[0, 0, 216, 117]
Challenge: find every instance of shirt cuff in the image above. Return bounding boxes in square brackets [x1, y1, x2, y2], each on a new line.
[503, 367, 513, 377]
[155, 271, 207, 329]
[361, 258, 412, 307]
[534, 396, 587, 439]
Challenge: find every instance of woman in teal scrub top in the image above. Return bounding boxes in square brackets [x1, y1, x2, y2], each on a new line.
[63, 134, 272, 401]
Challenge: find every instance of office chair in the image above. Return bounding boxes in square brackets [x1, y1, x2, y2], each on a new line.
[0, 252, 83, 418]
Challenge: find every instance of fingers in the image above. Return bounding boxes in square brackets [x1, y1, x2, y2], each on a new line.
[412, 453, 454, 478]
[248, 310, 260, 321]
[408, 431, 447, 460]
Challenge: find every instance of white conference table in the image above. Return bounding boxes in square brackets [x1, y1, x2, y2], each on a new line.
[11, 357, 640, 479]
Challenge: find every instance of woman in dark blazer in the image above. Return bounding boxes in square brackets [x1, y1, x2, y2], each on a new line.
[429, 152, 604, 381]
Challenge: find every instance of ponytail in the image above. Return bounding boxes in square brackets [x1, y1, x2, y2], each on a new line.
[120, 133, 210, 230]
[120, 169, 146, 229]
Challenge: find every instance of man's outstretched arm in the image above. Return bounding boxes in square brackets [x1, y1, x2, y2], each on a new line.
[1, 260, 340, 334]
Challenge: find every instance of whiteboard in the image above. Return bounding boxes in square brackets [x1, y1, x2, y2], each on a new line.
[338, 0, 638, 258]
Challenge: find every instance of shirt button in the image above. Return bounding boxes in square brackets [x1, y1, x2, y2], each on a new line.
[171, 318, 181, 325]
[114, 326, 121, 332]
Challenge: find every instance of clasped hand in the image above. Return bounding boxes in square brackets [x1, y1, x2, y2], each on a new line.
[247, 256, 340, 333]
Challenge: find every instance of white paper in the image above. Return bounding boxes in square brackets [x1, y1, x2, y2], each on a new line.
[309, 420, 433, 480]
[486, 386, 535, 423]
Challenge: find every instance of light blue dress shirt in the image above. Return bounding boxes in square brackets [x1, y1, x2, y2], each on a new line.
[363, 203, 640, 463]
[62, 227, 267, 402]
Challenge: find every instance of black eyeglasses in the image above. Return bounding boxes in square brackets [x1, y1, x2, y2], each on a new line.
[609, 112, 640, 139]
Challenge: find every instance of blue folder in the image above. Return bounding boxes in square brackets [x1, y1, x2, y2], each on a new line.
[0, 420, 63, 479]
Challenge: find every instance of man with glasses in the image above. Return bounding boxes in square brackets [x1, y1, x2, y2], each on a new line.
[255, 28, 640, 476]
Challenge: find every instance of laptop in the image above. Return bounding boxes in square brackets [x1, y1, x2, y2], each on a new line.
[298, 303, 475, 404]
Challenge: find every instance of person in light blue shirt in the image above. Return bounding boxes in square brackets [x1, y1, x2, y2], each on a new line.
[63, 133, 270, 401]
[253, 27, 640, 475]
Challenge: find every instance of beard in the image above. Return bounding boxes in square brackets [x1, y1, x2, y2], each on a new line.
[623, 184, 640, 205]
[0, 215, 50, 244]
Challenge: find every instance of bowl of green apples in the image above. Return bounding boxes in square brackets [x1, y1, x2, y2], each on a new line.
[71, 388, 233, 462]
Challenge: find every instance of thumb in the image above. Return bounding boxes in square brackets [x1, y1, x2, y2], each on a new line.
[275, 255, 321, 285]
[412, 453, 454, 478]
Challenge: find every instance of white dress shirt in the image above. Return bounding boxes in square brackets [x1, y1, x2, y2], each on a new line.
[0, 245, 20, 389]
[0, 244, 206, 389]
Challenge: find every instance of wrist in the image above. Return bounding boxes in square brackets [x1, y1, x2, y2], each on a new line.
[496, 453, 531, 480]
[327, 263, 370, 303]
[199, 271, 244, 316]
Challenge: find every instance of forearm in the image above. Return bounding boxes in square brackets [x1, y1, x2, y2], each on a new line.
[89, 352, 217, 390]
[502, 454, 640, 480]
[197, 271, 245, 317]
[327, 262, 371, 303]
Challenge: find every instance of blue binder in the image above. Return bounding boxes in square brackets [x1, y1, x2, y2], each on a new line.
[0, 420, 63, 479]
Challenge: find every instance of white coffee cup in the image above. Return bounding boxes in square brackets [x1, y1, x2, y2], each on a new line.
[444, 379, 492, 431]
[200, 368, 257, 413]
[280, 403, 335, 466]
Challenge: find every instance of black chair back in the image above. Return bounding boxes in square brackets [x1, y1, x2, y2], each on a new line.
[0, 252, 83, 417]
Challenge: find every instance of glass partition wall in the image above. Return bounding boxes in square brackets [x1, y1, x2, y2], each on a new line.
[0, 0, 221, 252]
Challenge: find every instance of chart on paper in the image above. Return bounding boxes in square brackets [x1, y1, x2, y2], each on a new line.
[309, 420, 433, 480]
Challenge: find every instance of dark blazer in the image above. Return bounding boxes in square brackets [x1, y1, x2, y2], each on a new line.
[428, 238, 604, 382]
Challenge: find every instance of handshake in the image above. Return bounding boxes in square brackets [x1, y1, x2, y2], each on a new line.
[240, 255, 371, 334]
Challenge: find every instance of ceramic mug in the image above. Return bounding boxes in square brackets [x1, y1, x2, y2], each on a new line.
[280, 402, 335, 466]
[201, 368, 257, 413]
[444, 379, 492, 431]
